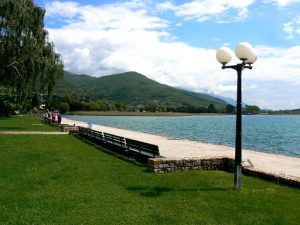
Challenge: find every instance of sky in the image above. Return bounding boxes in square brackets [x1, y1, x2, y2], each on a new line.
[34, 0, 300, 110]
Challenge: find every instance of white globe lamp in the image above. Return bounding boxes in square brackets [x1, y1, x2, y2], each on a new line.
[235, 42, 253, 61]
[245, 48, 258, 64]
[216, 47, 233, 65]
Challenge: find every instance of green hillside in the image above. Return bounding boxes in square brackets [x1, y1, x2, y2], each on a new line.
[54, 71, 227, 112]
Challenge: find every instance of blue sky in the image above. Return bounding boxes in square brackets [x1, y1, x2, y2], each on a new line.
[34, 0, 300, 109]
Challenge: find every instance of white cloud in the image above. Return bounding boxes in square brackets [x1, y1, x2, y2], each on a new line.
[265, 0, 300, 7]
[157, 0, 255, 22]
[46, 1, 230, 89]
[156, 1, 176, 11]
[250, 45, 300, 83]
[242, 79, 300, 109]
[46, 1, 80, 18]
[239, 45, 300, 109]
[283, 22, 295, 39]
[283, 16, 300, 39]
[45, 1, 300, 109]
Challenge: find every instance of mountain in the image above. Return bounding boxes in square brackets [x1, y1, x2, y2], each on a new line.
[55, 71, 227, 111]
[209, 93, 247, 107]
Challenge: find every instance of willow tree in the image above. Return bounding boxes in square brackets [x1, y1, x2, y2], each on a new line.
[0, 0, 63, 112]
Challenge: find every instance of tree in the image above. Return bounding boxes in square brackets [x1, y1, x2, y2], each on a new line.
[97, 100, 111, 111]
[0, 0, 63, 113]
[56, 102, 69, 114]
[115, 101, 126, 111]
[207, 104, 217, 113]
[147, 102, 159, 112]
[225, 104, 235, 114]
[0, 86, 16, 116]
[244, 105, 261, 114]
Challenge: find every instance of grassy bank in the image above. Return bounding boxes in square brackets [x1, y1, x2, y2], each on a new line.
[0, 116, 299, 225]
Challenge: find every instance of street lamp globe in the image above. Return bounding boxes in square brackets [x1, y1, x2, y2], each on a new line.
[245, 48, 258, 64]
[235, 42, 254, 61]
[216, 47, 233, 65]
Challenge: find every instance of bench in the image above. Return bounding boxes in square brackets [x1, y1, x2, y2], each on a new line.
[43, 117, 59, 126]
[126, 138, 160, 158]
[75, 126, 160, 161]
[43, 117, 52, 124]
[59, 124, 79, 133]
[103, 132, 126, 149]
[77, 126, 104, 142]
[89, 129, 104, 142]
[43, 117, 77, 132]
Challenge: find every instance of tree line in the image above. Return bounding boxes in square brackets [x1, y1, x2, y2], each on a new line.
[0, 0, 63, 116]
[51, 93, 241, 114]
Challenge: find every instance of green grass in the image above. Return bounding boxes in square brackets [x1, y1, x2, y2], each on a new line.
[0, 116, 299, 224]
[0, 115, 58, 131]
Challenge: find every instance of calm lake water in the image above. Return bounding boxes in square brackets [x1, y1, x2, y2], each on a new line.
[65, 115, 300, 157]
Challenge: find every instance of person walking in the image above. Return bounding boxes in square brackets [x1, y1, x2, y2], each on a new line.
[58, 114, 62, 124]
[51, 112, 55, 123]
[88, 121, 92, 129]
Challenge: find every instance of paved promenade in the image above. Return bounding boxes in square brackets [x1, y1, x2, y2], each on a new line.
[63, 117, 300, 179]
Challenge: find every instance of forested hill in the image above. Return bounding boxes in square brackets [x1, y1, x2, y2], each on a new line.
[54, 71, 228, 112]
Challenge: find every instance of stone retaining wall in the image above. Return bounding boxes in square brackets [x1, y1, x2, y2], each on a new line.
[148, 157, 300, 188]
[148, 157, 234, 173]
[243, 167, 300, 188]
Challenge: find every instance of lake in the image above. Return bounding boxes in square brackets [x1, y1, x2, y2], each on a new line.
[64, 115, 300, 157]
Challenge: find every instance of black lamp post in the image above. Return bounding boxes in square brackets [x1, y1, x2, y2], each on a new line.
[216, 43, 257, 190]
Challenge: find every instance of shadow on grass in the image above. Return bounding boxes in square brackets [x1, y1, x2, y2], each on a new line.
[0, 117, 10, 120]
[126, 186, 172, 197]
[126, 186, 231, 197]
[73, 135, 146, 168]
[0, 126, 24, 131]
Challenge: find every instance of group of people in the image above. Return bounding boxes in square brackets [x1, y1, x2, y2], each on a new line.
[46, 111, 62, 124]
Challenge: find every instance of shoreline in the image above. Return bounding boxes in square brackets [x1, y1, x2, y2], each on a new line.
[66, 111, 300, 117]
[62, 117, 300, 179]
[66, 111, 227, 117]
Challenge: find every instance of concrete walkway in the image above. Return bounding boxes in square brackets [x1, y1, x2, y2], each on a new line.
[62, 117, 300, 180]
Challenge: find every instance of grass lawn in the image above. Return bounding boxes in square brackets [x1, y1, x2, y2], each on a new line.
[0, 116, 299, 224]
[0, 115, 58, 131]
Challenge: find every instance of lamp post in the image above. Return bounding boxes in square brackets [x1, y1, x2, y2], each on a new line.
[216, 42, 257, 190]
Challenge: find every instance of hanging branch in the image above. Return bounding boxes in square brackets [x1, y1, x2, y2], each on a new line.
[0, 0, 64, 111]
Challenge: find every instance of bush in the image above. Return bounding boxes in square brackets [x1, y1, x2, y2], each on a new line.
[0, 101, 13, 117]
[57, 102, 70, 113]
